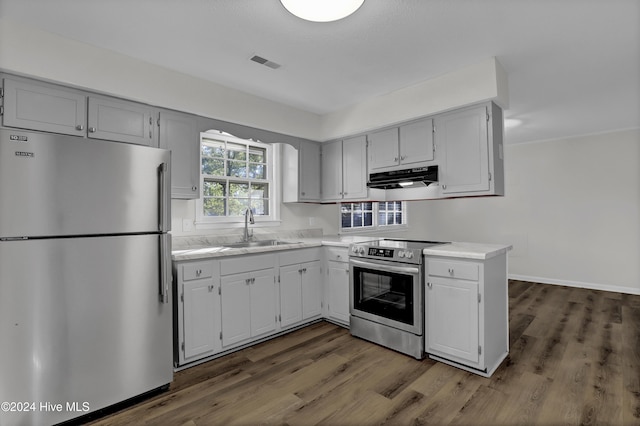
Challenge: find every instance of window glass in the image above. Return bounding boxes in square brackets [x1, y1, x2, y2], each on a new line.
[200, 133, 272, 221]
[341, 201, 406, 231]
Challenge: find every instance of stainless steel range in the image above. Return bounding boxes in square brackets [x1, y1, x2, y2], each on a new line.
[349, 239, 447, 359]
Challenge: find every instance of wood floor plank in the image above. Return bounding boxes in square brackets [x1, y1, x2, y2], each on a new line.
[493, 371, 553, 425]
[621, 301, 640, 425]
[88, 283, 640, 426]
[410, 369, 484, 425]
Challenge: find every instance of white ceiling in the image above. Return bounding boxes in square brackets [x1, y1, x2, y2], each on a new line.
[1, 0, 638, 144]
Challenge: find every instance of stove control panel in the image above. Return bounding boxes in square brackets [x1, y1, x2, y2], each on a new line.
[367, 247, 394, 258]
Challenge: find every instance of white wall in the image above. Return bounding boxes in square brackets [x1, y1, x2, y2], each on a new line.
[0, 19, 322, 140]
[320, 57, 509, 141]
[393, 129, 640, 294]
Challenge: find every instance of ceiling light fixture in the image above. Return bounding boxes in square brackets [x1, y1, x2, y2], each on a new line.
[280, 0, 365, 22]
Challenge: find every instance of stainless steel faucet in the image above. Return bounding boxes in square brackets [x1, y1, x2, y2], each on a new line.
[243, 208, 255, 242]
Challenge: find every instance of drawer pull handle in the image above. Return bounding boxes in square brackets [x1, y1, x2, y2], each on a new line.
[448, 268, 454, 275]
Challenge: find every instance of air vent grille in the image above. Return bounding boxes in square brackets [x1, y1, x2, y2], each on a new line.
[250, 55, 281, 69]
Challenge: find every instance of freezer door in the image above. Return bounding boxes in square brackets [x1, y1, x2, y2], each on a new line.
[0, 128, 171, 238]
[0, 235, 173, 426]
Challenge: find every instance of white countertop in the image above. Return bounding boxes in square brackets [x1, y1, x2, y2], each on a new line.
[171, 235, 381, 261]
[423, 242, 512, 260]
[172, 235, 510, 262]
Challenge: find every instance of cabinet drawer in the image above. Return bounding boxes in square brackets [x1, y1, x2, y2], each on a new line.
[181, 262, 214, 281]
[220, 253, 276, 276]
[428, 259, 479, 281]
[325, 247, 349, 263]
[279, 247, 322, 266]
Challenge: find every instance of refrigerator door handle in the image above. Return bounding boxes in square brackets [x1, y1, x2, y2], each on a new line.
[158, 162, 170, 232]
[160, 233, 171, 304]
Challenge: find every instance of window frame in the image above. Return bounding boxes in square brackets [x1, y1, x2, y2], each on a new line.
[195, 131, 280, 229]
[339, 201, 408, 234]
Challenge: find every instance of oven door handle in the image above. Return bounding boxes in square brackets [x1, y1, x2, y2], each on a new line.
[349, 258, 420, 276]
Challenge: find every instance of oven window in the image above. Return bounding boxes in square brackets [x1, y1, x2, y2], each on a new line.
[353, 267, 414, 325]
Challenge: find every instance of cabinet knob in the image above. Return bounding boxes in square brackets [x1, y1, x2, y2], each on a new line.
[192, 186, 197, 191]
[448, 268, 454, 275]
[89, 127, 97, 133]
[400, 155, 406, 161]
[301, 192, 306, 196]
[442, 184, 447, 190]
[427, 282, 432, 288]
[75, 124, 85, 131]
[394, 157, 399, 162]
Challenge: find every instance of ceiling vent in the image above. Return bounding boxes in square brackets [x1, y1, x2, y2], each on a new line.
[250, 55, 281, 69]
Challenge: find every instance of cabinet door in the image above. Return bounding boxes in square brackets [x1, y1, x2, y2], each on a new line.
[342, 136, 368, 200]
[437, 105, 490, 194]
[220, 273, 252, 347]
[426, 276, 479, 364]
[159, 110, 199, 199]
[182, 279, 217, 359]
[279, 264, 303, 328]
[250, 269, 278, 337]
[368, 127, 399, 172]
[2, 77, 86, 136]
[321, 140, 343, 201]
[87, 96, 156, 146]
[299, 141, 321, 201]
[399, 118, 434, 165]
[301, 261, 322, 320]
[327, 261, 350, 324]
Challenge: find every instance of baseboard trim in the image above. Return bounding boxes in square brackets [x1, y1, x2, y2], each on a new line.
[509, 274, 640, 296]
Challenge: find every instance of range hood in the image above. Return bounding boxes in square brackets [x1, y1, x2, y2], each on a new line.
[367, 165, 438, 189]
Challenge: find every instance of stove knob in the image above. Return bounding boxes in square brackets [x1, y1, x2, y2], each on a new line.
[406, 252, 414, 259]
[398, 251, 405, 258]
[358, 246, 366, 255]
[351, 246, 358, 253]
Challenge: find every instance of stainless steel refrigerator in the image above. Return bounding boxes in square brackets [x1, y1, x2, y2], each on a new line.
[0, 128, 173, 426]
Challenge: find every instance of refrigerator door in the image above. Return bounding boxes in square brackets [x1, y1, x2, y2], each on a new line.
[0, 235, 173, 426]
[0, 128, 171, 238]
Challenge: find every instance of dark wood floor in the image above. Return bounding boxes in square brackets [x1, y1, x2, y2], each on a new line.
[90, 280, 640, 425]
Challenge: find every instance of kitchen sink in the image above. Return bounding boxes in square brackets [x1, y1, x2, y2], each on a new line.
[223, 239, 299, 248]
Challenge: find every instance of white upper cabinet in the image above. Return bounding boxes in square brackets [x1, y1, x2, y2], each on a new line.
[2, 76, 160, 147]
[282, 141, 321, 202]
[87, 96, 157, 146]
[399, 118, 435, 166]
[368, 118, 435, 173]
[158, 110, 199, 199]
[436, 102, 504, 196]
[342, 136, 368, 200]
[368, 127, 399, 172]
[2, 77, 87, 136]
[321, 140, 343, 201]
[321, 135, 367, 202]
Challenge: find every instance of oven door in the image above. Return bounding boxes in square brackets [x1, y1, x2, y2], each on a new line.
[349, 257, 422, 335]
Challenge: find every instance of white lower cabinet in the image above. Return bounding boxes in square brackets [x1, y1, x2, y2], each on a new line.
[220, 256, 278, 349]
[425, 255, 508, 377]
[174, 246, 347, 368]
[174, 259, 221, 366]
[324, 247, 350, 326]
[279, 248, 323, 330]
